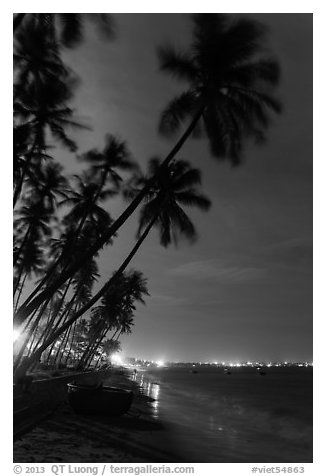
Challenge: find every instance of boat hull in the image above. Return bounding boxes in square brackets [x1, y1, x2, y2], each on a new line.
[67, 383, 133, 416]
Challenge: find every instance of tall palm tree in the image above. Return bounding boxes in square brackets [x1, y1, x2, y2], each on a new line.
[15, 13, 281, 333]
[22, 135, 134, 308]
[157, 13, 282, 165]
[13, 74, 80, 207]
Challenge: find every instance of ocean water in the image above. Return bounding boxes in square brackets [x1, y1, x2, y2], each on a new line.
[132, 366, 312, 463]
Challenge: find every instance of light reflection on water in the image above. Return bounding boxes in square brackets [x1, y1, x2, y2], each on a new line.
[132, 371, 161, 418]
[130, 367, 312, 462]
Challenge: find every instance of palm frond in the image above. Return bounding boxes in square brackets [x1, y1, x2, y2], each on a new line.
[157, 45, 198, 82]
[159, 91, 197, 137]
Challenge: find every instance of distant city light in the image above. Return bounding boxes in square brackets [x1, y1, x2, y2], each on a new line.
[124, 357, 312, 368]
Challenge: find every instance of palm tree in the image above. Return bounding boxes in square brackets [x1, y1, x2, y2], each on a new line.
[79, 133, 137, 190]
[25, 162, 70, 214]
[13, 75, 80, 207]
[17, 158, 209, 372]
[131, 157, 211, 247]
[13, 16, 79, 207]
[95, 339, 121, 369]
[14, 240, 45, 312]
[21, 135, 134, 309]
[157, 13, 282, 165]
[14, 13, 281, 336]
[77, 270, 147, 369]
[14, 198, 51, 271]
[14, 13, 115, 46]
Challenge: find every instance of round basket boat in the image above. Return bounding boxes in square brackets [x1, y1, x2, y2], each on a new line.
[67, 383, 133, 416]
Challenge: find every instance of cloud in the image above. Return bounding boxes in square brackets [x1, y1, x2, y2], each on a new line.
[149, 293, 189, 305]
[260, 237, 312, 271]
[168, 259, 264, 283]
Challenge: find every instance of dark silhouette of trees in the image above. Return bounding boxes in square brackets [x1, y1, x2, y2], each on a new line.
[14, 13, 115, 45]
[13, 13, 282, 374]
[14, 14, 281, 329]
[19, 159, 210, 371]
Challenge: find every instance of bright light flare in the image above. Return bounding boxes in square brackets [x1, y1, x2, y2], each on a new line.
[13, 329, 20, 343]
[111, 353, 123, 365]
[156, 360, 165, 367]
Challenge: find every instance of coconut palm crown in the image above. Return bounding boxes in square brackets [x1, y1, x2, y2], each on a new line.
[158, 13, 282, 165]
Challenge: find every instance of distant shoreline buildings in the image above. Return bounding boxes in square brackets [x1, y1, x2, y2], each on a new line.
[124, 357, 313, 369]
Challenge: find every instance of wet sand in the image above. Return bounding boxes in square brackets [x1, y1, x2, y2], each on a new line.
[13, 371, 181, 463]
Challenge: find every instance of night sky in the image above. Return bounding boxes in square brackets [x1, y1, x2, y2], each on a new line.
[55, 13, 312, 363]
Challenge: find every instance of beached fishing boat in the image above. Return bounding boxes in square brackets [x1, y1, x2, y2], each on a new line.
[67, 383, 133, 416]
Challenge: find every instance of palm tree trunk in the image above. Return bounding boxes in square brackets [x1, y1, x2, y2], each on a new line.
[14, 226, 31, 268]
[14, 272, 28, 313]
[15, 108, 204, 326]
[85, 324, 114, 368]
[36, 277, 74, 346]
[22, 210, 160, 370]
[23, 171, 109, 307]
[77, 323, 108, 369]
[64, 319, 77, 366]
[13, 297, 51, 371]
[54, 324, 72, 367]
[13, 137, 39, 208]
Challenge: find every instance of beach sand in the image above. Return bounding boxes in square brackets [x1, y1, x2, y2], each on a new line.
[13, 370, 180, 463]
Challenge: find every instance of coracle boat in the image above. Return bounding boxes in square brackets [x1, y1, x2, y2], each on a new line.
[67, 383, 133, 416]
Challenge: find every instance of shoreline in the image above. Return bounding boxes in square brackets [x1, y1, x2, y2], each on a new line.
[13, 368, 182, 463]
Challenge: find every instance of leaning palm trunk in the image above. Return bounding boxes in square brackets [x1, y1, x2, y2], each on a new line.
[14, 272, 28, 312]
[15, 108, 203, 327]
[77, 323, 112, 369]
[83, 325, 118, 369]
[13, 298, 51, 371]
[63, 320, 77, 366]
[37, 277, 75, 347]
[23, 171, 110, 308]
[20, 210, 161, 372]
[13, 276, 75, 371]
[13, 135, 41, 208]
[14, 226, 31, 268]
[53, 324, 73, 367]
